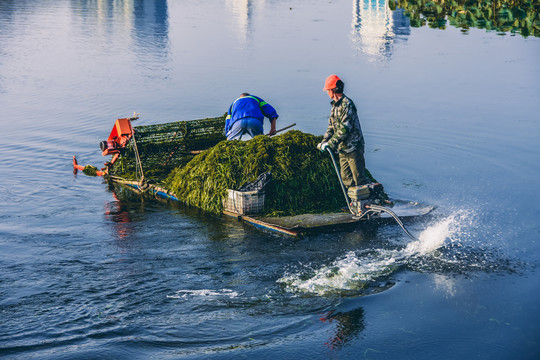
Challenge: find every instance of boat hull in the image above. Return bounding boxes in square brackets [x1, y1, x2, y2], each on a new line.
[107, 177, 435, 237]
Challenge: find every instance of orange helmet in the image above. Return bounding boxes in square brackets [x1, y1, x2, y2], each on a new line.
[323, 74, 341, 91]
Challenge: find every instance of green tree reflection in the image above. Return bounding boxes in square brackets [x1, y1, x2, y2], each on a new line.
[390, 0, 540, 37]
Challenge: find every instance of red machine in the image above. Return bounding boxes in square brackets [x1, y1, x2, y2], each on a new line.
[99, 117, 134, 164]
[73, 116, 137, 176]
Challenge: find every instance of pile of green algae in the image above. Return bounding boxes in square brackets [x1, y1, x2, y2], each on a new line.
[164, 130, 379, 216]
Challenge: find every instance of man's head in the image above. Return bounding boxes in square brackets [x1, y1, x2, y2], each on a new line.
[323, 75, 344, 94]
[324, 75, 344, 101]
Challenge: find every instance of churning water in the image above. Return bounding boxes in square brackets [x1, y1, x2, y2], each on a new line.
[280, 211, 474, 296]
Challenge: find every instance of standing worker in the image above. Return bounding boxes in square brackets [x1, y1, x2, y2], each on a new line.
[318, 75, 369, 188]
[225, 93, 279, 140]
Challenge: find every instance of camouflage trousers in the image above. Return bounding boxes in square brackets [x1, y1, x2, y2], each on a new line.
[339, 149, 368, 188]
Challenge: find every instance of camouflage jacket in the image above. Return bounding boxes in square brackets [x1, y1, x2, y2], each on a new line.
[323, 95, 364, 154]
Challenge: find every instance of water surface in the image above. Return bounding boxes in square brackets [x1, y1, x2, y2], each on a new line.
[1, 0, 539, 359]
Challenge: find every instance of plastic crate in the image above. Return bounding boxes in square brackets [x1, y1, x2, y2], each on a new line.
[223, 189, 265, 215]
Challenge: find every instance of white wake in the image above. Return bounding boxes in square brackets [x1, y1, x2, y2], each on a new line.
[279, 211, 467, 296]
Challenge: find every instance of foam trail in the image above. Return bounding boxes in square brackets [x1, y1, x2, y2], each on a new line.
[279, 212, 465, 296]
[167, 289, 240, 300]
[280, 250, 400, 295]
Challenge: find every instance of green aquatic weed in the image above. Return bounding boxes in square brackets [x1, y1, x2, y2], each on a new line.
[165, 131, 379, 216]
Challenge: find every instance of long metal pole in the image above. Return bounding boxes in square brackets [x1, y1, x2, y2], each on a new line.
[267, 123, 296, 136]
[326, 148, 355, 214]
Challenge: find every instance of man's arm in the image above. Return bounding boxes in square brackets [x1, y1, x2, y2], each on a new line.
[268, 117, 277, 135]
[327, 103, 352, 150]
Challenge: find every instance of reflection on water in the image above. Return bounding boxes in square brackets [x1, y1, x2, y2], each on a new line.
[351, 0, 411, 61]
[227, 0, 256, 48]
[104, 192, 133, 241]
[390, 0, 540, 37]
[432, 273, 458, 297]
[132, 0, 169, 58]
[0, 0, 171, 125]
[320, 307, 365, 350]
[319, 308, 365, 350]
[71, 0, 169, 69]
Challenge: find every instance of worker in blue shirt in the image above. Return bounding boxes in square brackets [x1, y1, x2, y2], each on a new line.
[225, 93, 278, 140]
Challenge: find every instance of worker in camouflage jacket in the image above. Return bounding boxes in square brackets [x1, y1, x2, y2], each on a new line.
[317, 74, 369, 188]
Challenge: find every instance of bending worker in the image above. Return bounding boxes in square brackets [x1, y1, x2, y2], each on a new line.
[318, 74, 369, 188]
[225, 93, 278, 140]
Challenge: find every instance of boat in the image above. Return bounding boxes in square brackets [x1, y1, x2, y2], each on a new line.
[73, 115, 435, 237]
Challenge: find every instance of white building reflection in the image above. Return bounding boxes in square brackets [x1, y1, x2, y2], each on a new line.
[351, 0, 410, 61]
[226, 0, 262, 48]
[224, 0, 410, 59]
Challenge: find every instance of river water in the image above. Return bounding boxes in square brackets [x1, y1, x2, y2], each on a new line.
[1, 0, 539, 359]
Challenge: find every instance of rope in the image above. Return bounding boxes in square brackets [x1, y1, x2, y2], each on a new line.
[131, 132, 145, 185]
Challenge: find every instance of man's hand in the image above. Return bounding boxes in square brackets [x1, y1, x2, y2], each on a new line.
[321, 143, 329, 152]
[317, 142, 329, 152]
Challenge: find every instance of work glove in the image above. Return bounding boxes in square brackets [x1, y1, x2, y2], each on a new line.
[318, 142, 329, 153]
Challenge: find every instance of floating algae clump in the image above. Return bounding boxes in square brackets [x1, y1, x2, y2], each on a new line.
[83, 165, 99, 176]
[164, 130, 378, 216]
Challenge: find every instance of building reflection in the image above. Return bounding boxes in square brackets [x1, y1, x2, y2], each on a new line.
[226, 0, 258, 48]
[132, 0, 169, 56]
[351, 0, 410, 61]
[222, 0, 410, 59]
[70, 0, 169, 61]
